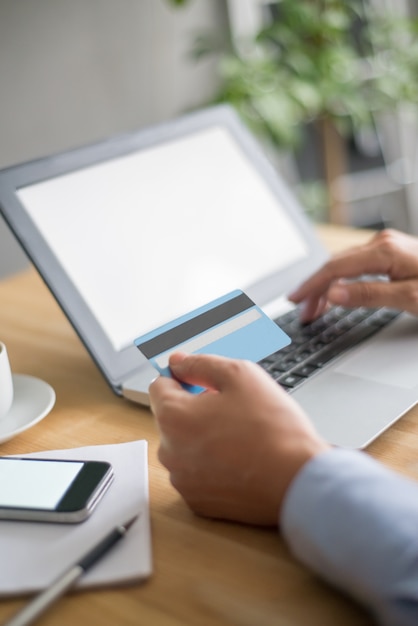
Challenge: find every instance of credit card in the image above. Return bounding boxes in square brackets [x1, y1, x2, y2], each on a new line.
[134, 289, 291, 393]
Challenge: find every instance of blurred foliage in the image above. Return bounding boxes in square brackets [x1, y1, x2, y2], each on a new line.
[166, 0, 418, 219]
[294, 179, 329, 222]
[168, 0, 418, 151]
[166, 0, 190, 5]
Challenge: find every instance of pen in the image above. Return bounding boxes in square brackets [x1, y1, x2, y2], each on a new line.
[4, 514, 139, 626]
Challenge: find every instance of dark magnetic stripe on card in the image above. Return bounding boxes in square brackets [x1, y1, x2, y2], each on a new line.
[137, 291, 253, 358]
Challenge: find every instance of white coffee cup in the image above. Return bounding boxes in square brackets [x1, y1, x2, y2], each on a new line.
[0, 342, 14, 419]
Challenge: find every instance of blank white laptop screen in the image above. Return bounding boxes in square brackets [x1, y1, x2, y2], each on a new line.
[17, 126, 308, 352]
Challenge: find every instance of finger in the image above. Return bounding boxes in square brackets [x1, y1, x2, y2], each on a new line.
[149, 372, 182, 397]
[328, 279, 418, 313]
[149, 374, 185, 416]
[299, 294, 329, 322]
[289, 246, 392, 303]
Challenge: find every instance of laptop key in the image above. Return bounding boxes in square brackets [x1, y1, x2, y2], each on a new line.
[262, 305, 401, 389]
[307, 321, 384, 368]
[293, 363, 318, 378]
[278, 373, 305, 388]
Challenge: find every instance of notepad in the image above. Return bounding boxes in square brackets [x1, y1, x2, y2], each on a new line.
[0, 440, 152, 596]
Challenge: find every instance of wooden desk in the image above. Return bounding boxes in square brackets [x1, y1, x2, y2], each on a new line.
[0, 225, 417, 626]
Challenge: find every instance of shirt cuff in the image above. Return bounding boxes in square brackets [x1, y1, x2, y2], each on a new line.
[280, 446, 418, 622]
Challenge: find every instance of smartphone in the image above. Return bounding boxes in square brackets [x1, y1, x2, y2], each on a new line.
[0, 457, 114, 523]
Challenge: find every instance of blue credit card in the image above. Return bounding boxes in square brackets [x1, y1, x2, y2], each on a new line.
[134, 290, 291, 393]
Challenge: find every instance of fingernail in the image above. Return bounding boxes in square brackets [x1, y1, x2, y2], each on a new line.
[329, 285, 349, 304]
[168, 351, 188, 369]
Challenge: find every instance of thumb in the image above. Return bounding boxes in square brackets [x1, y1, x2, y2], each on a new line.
[169, 352, 233, 391]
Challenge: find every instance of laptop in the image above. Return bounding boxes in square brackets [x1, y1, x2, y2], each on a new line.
[1, 104, 417, 449]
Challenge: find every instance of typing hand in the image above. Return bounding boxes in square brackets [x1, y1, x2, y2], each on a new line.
[149, 352, 328, 526]
[289, 229, 418, 322]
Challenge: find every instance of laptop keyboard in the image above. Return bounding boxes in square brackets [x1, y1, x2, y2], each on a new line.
[259, 305, 401, 391]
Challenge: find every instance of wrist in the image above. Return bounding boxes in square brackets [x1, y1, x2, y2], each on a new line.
[276, 436, 331, 517]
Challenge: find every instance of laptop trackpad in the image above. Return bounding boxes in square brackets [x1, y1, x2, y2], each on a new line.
[334, 314, 418, 390]
[294, 371, 417, 449]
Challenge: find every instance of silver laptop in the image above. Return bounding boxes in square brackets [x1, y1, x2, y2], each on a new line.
[1, 105, 417, 449]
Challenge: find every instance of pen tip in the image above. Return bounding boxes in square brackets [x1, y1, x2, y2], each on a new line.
[122, 514, 139, 532]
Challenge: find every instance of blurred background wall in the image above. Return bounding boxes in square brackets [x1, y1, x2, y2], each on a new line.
[0, 0, 228, 277]
[1, 0, 417, 279]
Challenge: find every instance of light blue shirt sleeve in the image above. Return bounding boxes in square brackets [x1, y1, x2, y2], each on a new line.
[280, 448, 418, 626]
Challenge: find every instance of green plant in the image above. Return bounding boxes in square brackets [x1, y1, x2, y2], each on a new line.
[212, 3, 417, 141]
[168, 1, 418, 222]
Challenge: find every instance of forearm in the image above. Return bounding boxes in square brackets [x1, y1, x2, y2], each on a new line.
[281, 448, 418, 626]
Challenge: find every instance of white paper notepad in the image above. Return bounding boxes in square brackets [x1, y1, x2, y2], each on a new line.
[0, 440, 152, 596]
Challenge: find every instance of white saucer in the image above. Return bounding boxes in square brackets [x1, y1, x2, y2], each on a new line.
[0, 374, 56, 444]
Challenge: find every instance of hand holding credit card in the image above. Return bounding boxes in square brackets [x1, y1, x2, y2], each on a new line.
[134, 290, 291, 393]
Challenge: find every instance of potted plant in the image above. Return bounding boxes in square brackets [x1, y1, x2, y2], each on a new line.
[167, 0, 418, 224]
